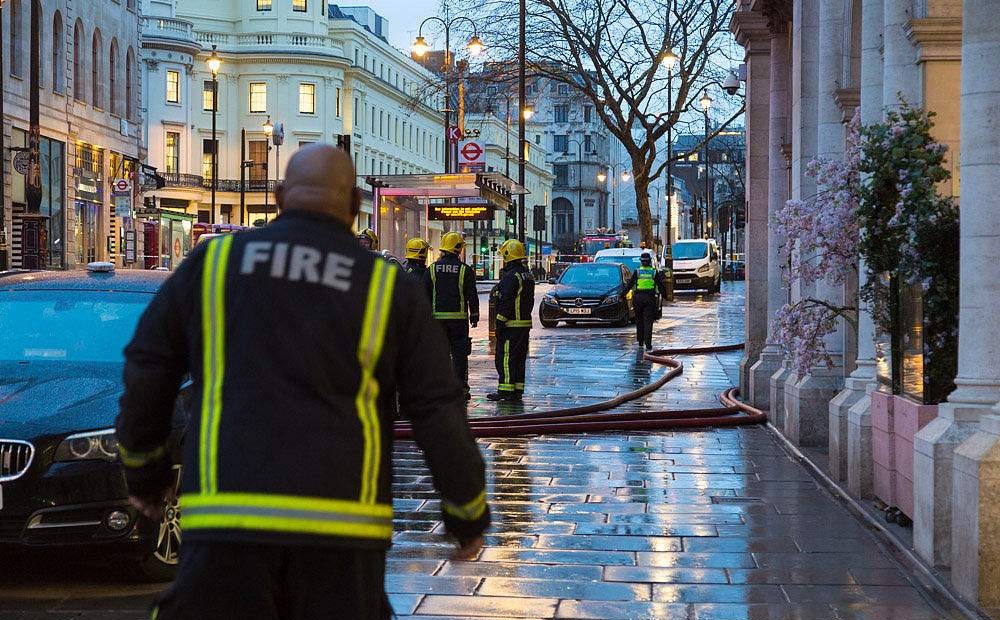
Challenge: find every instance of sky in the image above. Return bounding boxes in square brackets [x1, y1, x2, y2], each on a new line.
[368, 1, 444, 52]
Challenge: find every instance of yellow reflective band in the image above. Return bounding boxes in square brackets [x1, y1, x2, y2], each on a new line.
[503, 339, 511, 386]
[434, 311, 468, 320]
[356, 261, 396, 505]
[430, 265, 437, 312]
[506, 320, 532, 328]
[118, 443, 169, 469]
[199, 235, 232, 495]
[443, 489, 487, 521]
[151, 607, 159, 620]
[458, 264, 466, 314]
[496, 314, 508, 322]
[515, 273, 523, 321]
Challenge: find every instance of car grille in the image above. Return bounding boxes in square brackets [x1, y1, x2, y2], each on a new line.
[0, 440, 34, 482]
[558, 298, 602, 308]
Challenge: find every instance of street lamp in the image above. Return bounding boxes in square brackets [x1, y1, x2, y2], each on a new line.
[658, 46, 679, 286]
[599, 163, 630, 232]
[521, 105, 535, 121]
[207, 45, 221, 220]
[262, 116, 273, 218]
[699, 92, 713, 239]
[411, 16, 484, 173]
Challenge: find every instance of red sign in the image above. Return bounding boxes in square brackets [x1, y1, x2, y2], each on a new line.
[113, 178, 131, 193]
[460, 141, 483, 162]
[447, 127, 463, 142]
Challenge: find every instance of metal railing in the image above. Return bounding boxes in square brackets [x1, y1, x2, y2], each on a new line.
[160, 173, 276, 193]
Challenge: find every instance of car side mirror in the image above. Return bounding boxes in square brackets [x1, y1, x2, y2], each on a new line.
[547, 277, 557, 284]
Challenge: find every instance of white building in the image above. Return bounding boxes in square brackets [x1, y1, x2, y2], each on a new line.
[1, 0, 143, 270]
[141, 0, 445, 255]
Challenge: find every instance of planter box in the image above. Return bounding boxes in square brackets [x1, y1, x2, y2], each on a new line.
[890, 396, 938, 519]
[871, 391, 896, 508]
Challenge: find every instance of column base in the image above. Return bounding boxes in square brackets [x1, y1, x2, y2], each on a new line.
[951, 414, 1000, 607]
[828, 365, 874, 483]
[770, 363, 792, 431]
[784, 364, 845, 448]
[739, 346, 763, 404]
[847, 382, 876, 498]
[748, 346, 784, 411]
[914, 398, 995, 568]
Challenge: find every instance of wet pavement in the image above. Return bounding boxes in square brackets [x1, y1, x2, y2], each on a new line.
[0, 283, 957, 619]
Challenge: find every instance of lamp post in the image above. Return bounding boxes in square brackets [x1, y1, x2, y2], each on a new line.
[262, 116, 273, 218]
[699, 92, 713, 241]
[207, 46, 221, 221]
[598, 163, 630, 232]
[517, 0, 527, 242]
[0, 0, 8, 269]
[566, 138, 585, 248]
[659, 46, 678, 257]
[411, 17, 484, 174]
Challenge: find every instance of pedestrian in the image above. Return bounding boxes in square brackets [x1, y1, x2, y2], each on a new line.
[402, 237, 431, 281]
[116, 144, 490, 620]
[487, 239, 534, 402]
[424, 231, 479, 400]
[627, 251, 669, 350]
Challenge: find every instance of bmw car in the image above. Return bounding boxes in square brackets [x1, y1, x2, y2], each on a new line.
[0, 265, 185, 581]
[539, 262, 633, 327]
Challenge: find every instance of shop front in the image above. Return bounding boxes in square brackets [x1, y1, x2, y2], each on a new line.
[136, 201, 195, 270]
[73, 144, 104, 266]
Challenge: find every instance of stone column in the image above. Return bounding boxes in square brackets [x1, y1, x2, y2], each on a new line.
[733, 9, 772, 406]
[843, 0, 884, 499]
[785, 0, 844, 448]
[883, 0, 920, 106]
[751, 25, 791, 416]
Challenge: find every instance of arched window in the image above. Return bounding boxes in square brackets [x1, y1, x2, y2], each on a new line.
[73, 19, 84, 100]
[109, 39, 118, 115]
[91, 28, 102, 108]
[9, 0, 21, 78]
[52, 11, 64, 93]
[126, 47, 135, 120]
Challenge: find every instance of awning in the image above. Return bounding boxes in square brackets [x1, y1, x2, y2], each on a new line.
[364, 173, 528, 208]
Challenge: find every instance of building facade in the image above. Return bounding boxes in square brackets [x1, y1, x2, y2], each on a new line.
[734, 0, 1000, 610]
[141, 0, 446, 257]
[2, 0, 144, 270]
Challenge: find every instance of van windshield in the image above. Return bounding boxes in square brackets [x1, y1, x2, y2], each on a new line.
[672, 242, 708, 260]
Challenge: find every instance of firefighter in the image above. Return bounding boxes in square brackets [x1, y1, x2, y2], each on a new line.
[117, 145, 489, 620]
[357, 227, 379, 251]
[402, 238, 431, 281]
[424, 231, 479, 399]
[487, 239, 534, 402]
[626, 251, 669, 350]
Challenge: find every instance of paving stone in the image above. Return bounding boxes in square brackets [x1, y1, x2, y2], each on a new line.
[438, 562, 603, 581]
[479, 577, 652, 601]
[691, 603, 841, 619]
[534, 534, 683, 552]
[780, 585, 931, 606]
[636, 552, 757, 569]
[604, 566, 730, 584]
[414, 594, 559, 618]
[554, 600, 690, 619]
[652, 584, 789, 604]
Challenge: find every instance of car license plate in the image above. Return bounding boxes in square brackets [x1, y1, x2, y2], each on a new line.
[566, 308, 591, 315]
[676, 278, 692, 284]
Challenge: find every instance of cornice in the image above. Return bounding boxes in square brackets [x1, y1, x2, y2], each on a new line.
[906, 17, 963, 62]
[834, 87, 861, 122]
[731, 9, 772, 50]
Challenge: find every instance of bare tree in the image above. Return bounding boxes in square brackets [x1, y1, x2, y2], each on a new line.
[456, 0, 743, 246]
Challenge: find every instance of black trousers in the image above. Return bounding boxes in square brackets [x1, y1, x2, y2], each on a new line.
[152, 542, 391, 620]
[439, 320, 472, 394]
[634, 292, 658, 348]
[496, 327, 530, 393]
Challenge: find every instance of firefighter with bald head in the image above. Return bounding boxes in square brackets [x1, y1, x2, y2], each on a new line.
[424, 232, 479, 400]
[487, 239, 535, 402]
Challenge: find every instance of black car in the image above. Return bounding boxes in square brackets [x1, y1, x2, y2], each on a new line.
[539, 262, 633, 327]
[0, 265, 184, 581]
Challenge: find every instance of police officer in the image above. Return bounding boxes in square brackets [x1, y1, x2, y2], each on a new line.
[117, 145, 489, 620]
[487, 239, 534, 402]
[626, 251, 669, 350]
[402, 238, 431, 281]
[424, 231, 479, 399]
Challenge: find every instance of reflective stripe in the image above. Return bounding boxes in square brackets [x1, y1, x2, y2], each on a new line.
[505, 320, 532, 328]
[356, 261, 396, 505]
[498, 383, 516, 392]
[637, 267, 656, 291]
[199, 235, 233, 495]
[443, 489, 487, 521]
[496, 314, 508, 322]
[118, 443, 169, 469]
[430, 265, 437, 313]
[458, 264, 466, 315]
[502, 339, 511, 388]
[180, 492, 393, 539]
[514, 273, 523, 321]
[434, 311, 468, 320]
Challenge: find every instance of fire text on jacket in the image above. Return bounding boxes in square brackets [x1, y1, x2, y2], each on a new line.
[239, 241, 355, 291]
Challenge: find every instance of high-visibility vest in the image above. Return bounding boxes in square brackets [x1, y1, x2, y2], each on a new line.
[637, 266, 656, 291]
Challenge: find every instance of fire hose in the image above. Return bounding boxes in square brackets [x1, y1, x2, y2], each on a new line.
[394, 342, 767, 439]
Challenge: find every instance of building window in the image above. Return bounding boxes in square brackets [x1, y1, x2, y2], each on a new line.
[553, 135, 568, 153]
[108, 40, 119, 115]
[554, 105, 568, 123]
[584, 134, 592, 153]
[52, 11, 64, 93]
[9, 0, 20, 78]
[554, 164, 568, 186]
[256, 0, 271, 10]
[335, 87, 342, 117]
[126, 48, 135, 119]
[165, 132, 180, 174]
[249, 82, 267, 113]
[73, 19, 84, 100]
[203, 80, 215, 111]
[91, 29, 103, 108]
[248, 141, 268, 181]
[166, 70, 180, 103]
[202, 139, 217, 180]
[298, 141, 314, 149]
[558, 84, 569, 95]
[298, 83, 316, 114]
[535, 134, 541, 145]
[292, 0, 306, 11]
[584, 105, 592, 123]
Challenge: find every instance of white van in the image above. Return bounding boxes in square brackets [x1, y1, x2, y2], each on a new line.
[667, 239, 722, 293]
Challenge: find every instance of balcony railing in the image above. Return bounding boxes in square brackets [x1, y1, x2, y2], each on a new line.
[161, 173, 276, 193]
[142, 16, 196, 42]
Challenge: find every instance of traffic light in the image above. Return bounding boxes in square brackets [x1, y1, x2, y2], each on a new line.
[533, 205, 546, 232]
[506, 214, 516, 227]
[480, 237, 488, 254]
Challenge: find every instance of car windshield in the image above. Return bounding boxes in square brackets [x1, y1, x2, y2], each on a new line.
[559, 264, 621, 287]
[595, 255, 642, 272]
[672, 242, 709, 260]
[0, 290, 151, 363]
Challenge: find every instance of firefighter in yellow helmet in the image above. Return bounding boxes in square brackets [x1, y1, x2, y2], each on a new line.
[357, 228, 379, 251]
[403, 238, 431, 281]
[488, 239, 534, 402]
[424, 231, 479, 399]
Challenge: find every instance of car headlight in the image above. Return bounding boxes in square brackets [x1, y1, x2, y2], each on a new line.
[697, 264, 711, 274]
[543, 294, 557, 305]
[54, 429, 119, 462]
[603, 295, 620, 305]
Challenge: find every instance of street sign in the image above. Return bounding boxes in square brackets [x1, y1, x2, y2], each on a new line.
[459, 141, 484, 164]
[12, 151, 29, 175]
[123, 230, 137, 264]
[112, 178, 131, 194]
[447, 127, 462, 142]
[428, 202, 495, 221]
[115, 194, 132, 218]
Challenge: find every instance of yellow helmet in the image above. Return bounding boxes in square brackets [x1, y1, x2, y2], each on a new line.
[405, 238, 431, 260]
[440, 231, 466, 254]
[357, 228, 379, 251]
[499, 239, 527, 262]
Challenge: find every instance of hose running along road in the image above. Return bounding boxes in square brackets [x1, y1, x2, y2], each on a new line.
[394, 343, 767, 439]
